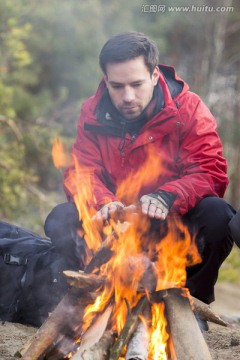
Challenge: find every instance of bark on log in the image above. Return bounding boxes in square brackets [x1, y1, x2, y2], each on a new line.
[15, 337, 36, 359]
[71, 330, 114, 360]
[150, 290, 228, 327]
[191, 296, 229, 327]
[21, 288, 96, 360]
[125, 302, 151, 360]
[109, 296, 148, 360]
[71, 303, 113, 359]
[161, 288, 212, 360]
[125, 320, 150, 360]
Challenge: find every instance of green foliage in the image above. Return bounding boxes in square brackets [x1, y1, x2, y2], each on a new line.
[0, 1, 34, 223]
[0, 117, 33, 216]
[0, 80, 15, 118]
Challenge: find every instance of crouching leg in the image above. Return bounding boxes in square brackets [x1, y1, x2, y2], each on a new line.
[184, 197, 235, 304]
[44, 202, 86, 269]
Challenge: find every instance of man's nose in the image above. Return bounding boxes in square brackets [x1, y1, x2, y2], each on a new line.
[122, 87, 135, 102]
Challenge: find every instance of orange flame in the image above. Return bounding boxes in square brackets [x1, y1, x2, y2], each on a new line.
[52, 140, 201, 358]
[116, 146, 163, 205]
[52, 138, 72, 169]
[149, 303, 169, 360]
[153, 219, 201, 291]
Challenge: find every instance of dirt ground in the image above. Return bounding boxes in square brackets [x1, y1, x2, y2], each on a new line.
[1, 282, 240, 359]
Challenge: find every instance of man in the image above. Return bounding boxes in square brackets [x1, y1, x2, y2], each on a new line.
[229, 210, 240, 248]
[45, 32, 235, 332]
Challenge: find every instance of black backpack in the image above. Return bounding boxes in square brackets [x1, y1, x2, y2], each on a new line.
[0, 221, 73, 326]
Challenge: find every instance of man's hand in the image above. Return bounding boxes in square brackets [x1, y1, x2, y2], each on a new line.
[92, 201, 124, 222]
[140, 193, 169, 220]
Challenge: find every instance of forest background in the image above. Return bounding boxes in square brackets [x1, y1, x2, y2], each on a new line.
[1, 0, 240, 278]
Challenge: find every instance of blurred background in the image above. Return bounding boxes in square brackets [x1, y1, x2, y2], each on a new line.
[0, 0, 239, 255]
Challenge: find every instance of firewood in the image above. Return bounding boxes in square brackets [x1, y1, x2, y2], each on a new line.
[20, 288, 96, 360]
[150, 290, 229, 328]
[125, 302, 151, 360]
[84, 216, 132, 274]
[15, 337, 36, 359]
[125, 317, 150, 360]
[71, 330, 114, 360]
[84, 232, 116, 273]
[44, 336, 80, 360]
[63, 270, 105, 290]
[45, 303, 114, 360]
[109, 296, 148, 360]
[137, 258, 157, 293]
[161, 288, 212, 360]
[191, 296, 229, 327]
[65, 256, 157, 294]
[71, 303, 113, 359]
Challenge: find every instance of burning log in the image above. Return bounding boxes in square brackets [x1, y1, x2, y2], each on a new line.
[160, 288, 212, 360]
[73, 330, 114, 360]
[109, 296, 148, 360]
[64, 256, 157, 294]
[83, 211, 136, 274]
[125, 306, 150, 360]
[63, 270, 105, 290]
[71, 303, 113, 359]
[63, 270, 229, 328]
[18, 209, 225, 360]
[20, 288, 96, 360]
[84, 232, 116, 274]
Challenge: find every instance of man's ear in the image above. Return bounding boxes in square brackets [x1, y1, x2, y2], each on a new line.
[103, 75, 108, 85]
[152, 66, 160, 86]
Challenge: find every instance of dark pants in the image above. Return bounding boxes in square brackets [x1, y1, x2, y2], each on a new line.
[44, 202, 86, 269]
[44, 197, 235, 304]
[228, 209, 240, 248]
[184, 197, 234, 303]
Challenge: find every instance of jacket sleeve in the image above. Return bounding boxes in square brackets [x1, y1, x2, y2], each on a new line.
[64, 101, 119, 209]
[159, 92, 229, 216]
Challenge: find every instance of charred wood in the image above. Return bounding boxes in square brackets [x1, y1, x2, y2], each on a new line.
[71, 303, 113, 359]
[71, 330, 114, 360]
[20, 288, 95, 360]
[84, 232, 116, 274]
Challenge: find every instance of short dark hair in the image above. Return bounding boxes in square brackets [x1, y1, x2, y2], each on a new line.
[99, 31, 159, 75]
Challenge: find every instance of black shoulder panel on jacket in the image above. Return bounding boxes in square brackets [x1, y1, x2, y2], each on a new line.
[159, 66, 184, 99]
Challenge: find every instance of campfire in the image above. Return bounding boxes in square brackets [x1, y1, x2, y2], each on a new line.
[19, 140, 228, 360]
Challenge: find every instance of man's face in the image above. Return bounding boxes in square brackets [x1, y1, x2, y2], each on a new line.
[104, 56, 159, 119]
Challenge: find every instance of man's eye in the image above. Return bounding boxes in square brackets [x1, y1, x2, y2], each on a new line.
[112, 85, 122, 89]
[133, 83, 142, 87]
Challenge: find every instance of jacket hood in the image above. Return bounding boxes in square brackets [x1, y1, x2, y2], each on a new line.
[158, 64, 186, 102]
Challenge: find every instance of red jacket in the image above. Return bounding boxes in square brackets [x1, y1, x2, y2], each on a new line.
[64, 65, 228, 216]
